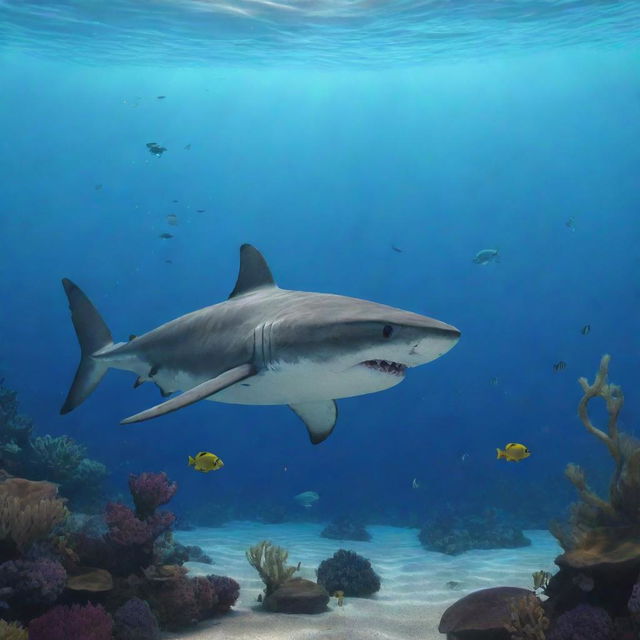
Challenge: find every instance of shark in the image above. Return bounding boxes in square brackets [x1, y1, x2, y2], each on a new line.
[60, 244, 460, 444]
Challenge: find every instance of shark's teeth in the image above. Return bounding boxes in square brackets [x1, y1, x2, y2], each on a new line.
[361, 360, 406, 376]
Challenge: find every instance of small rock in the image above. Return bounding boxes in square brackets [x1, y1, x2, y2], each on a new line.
[439, 586, 532, 639]
[263, 578, 329, 614]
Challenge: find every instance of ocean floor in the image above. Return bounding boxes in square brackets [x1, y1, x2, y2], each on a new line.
[170, 522, 561, 640]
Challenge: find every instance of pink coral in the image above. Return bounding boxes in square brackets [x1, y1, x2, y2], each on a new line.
[29, 603, 113, 640]
[128, 472, 177, 520]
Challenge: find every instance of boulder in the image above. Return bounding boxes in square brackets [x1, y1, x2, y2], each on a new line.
[439, 586, 532, 639]
[263, 578, 329, 614]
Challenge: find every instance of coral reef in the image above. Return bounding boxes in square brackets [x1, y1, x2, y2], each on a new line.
[419, 509, 530, 555]
[246, 540, 300, 596]
[506, 593, 549, 640]
[129, 472, 177, 520]
[440, 356, 640, 640]
[546, 356, 640, 624]
[28, 603, 113, 640]
[316, 549, 381, 597]
[113, 597, 160, 640]
[321, 515, 372, 541]
[547, 604, 614, 640]
[0, 380, 106, 510]
[207, 574, 240, 613]
[438, 586, 533, 640]
[0, 620, 28, 640]
[0, 476, 67, 556]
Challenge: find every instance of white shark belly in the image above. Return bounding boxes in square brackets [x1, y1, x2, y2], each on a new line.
[156, 360, 402, 406]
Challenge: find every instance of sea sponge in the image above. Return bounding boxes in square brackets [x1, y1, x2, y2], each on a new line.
[316, 549, 381, 597]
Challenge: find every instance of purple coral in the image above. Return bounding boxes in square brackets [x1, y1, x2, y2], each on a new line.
[105, 502, 175, 547]
[0, 558, 66, 607]
[207, 574, 240, 612]
[29, 603, 113, 640]
[548, 604, 614, 640]
[113, 597, 160, 640]
[128, 472, 177, 519]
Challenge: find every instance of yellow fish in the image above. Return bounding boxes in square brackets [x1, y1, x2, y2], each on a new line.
[188, 451, 224, 472]
[496, 443, 531, 462]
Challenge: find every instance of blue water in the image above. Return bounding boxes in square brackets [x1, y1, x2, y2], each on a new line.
[0, 1, 639, 530]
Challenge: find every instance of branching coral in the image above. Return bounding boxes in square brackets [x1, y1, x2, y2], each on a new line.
[0, 620, 28, 640]
[246, 540, 299, 596]
[552, 355, 640, 551]
[30, 435, 86, 481]
[0, 477, 67, 554]
[506, 593, 549, 640]
[129, 472, 177, 520]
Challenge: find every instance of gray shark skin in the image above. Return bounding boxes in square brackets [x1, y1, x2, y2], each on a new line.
[61, 244, 460, 444]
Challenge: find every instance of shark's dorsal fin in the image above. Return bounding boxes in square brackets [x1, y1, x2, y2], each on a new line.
[229, 244, 276, 299]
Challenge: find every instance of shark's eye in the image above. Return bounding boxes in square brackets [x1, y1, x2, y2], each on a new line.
[382, 325, 393, 338]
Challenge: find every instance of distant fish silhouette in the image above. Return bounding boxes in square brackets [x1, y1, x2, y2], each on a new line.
[157, 95, 166, 100]
[565, 217, 576, 231]
[196, 209, 206, 213]
[581, 324, 591, 335]
[391, 245, 403, 253]
[553, 361, 567, 372]
[159, 233, 173, 239]
[94, 184, 103, 190]
[184, 144, 192, 150]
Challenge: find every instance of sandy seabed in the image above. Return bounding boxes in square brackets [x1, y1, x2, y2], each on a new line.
[169, 522, 560, 640]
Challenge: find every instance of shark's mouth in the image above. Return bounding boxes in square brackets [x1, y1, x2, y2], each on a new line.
[361, 360, 407, 376]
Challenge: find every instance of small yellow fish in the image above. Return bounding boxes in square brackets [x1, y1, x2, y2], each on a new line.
[188, 451, 224, 472]
[496, 443, 531, 462]
[333, 590, 345, 606]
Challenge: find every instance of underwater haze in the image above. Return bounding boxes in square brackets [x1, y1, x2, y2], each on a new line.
[1, 1, 640, 638]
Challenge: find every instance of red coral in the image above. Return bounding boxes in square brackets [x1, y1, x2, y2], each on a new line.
[151, 577, 199, 631]
[128, 472, 177, 520]
[29, 603, 113, 640]
[207, 574, 240, 613]
[105, 502, 152, 546]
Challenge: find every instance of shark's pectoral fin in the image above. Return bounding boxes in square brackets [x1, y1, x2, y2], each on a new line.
[121, 364, 255, 424]
[289, 400, 338, 445]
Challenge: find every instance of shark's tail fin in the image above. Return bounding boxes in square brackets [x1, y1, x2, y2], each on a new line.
[60, 278, 114, 415]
